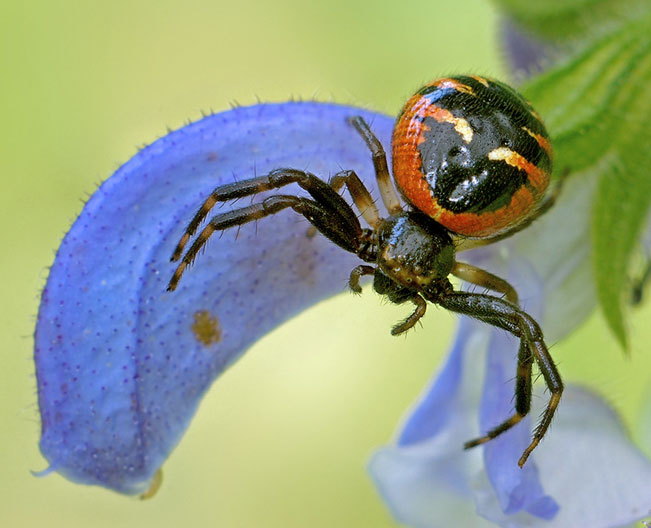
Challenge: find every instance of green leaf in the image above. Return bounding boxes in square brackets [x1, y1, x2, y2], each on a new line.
[515, 11, 651, 349]
[591, 47, 651, 349]
[495, 0, 648, 42]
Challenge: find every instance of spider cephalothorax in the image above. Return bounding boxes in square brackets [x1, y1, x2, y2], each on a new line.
[168, 75, 563, 468]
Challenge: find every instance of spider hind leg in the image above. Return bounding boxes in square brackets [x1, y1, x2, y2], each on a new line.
[463, 339, 533, 449]
[436, 291, 562, 467]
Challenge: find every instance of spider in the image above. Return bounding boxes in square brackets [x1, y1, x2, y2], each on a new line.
[167, 75, 563, 468]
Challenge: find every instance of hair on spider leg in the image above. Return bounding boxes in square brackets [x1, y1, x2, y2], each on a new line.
[344, 276, 364, 296]
[392, 317, 424, 339]
[299, 158, 314, 174]
[531, 369, 545, 385]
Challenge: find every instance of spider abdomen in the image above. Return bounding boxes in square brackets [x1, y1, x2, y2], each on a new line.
[392, 76, 552, 238]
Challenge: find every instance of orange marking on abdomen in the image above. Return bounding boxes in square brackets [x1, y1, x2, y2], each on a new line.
[522, 126, 553, 159]
[469, 75, 490, 87]
[434, 184, 537, 237]
[392, 95, 438, 218]
[430, 78, 475, 95]
[487, 147, 549, 192]
[393, 96, 475, 218]
[423, 104, 473, 143]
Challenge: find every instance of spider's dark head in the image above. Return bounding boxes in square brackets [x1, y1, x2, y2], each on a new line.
[375, 212, 455, 294]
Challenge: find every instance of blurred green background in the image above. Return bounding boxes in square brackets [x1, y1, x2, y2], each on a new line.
[2, 1, 651, 526]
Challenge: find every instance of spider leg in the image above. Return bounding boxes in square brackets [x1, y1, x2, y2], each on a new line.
[436, 291, 562, 467]
[452, 261, 519, 305]
[348, 116, 403, 215]
[463, 338, 532, 447]
[306, 169, 381, 238]
[329, 170, 381, 228]
[391, 294, 427, 335]
[348, 265, 375, 293]
[172, 168, 360, 261]
[168, 193, 362, 291]
[456, 168, 568, 252]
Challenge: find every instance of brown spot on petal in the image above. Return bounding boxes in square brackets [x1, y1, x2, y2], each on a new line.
[140, 468, 163, 500]
[191, 310, 222, 346]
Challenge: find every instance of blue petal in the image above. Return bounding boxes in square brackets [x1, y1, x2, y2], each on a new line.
[397, 316, 473, 447]
[370, 317, 492, 527]
[34, 103, 394, 494]
[480, 330, 558, 520]
[476, 386, 651, 527]
[469, 175, 599, 521]
[479, 257, 557, 519]
[500, 20, 555, 78]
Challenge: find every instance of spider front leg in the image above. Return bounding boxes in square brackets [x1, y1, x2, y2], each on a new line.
[172, 168, 361, 261]
[463, 338, 533, 448]
[348, 265, 375, 294]
[307, 169, 381, 238]
[349, 116, 403, 215]
[169, 176, 365, 290]
[436, 291, 563, 467]
[391, 295, 427, 335]
[329, 170, 381, 229]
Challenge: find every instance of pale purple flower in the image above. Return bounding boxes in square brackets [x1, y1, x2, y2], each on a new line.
[370, 171, 651, 526]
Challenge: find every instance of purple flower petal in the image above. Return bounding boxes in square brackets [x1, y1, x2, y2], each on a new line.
[478, 257, 557, 519]
[500, 19, 557, 78]
[34, 102, 394, 494]
[476, 386, 651, 527]
[370, 318, 490, 527]
[397, 316, 473, 447]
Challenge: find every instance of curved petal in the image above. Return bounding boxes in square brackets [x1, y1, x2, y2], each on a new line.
[34, 102, 394, 494]
[370, 317, 492, 528]
[471, 173, 598, 520]
[478, 256, 557, 520]
[476, 386, 651, 527]
[397, 317, 477, 447]
[511, 175, 597, 343]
